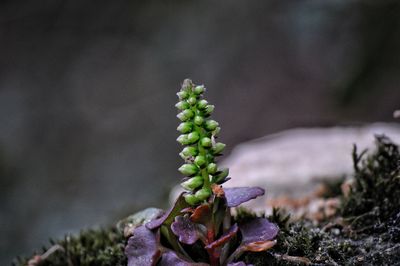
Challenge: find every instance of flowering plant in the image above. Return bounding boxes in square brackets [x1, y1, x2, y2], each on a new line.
[125, 79, 278, 266]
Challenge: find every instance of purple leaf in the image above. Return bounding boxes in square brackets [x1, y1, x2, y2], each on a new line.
[125, 225, 161, 266]
[223, 187, 265, 207]
[171, 215, 199, 245]
[118, 208, 165, 237]
[227, 218, 279, 264]
[146, 193, 189, 230]
[159, 250, 209, 266]
[240, 217, 279, 244]
[146, 212, 169, 230]
[228, 262, 253, 266]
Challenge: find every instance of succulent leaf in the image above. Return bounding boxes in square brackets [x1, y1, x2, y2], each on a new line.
[159, 250, 208, 266]
[125, 225, 161, 266]
[223, 187, 265, 207]
[171, 216, 200, 245]
[146, 193, 189, 230]
[239, 217, 279, 244]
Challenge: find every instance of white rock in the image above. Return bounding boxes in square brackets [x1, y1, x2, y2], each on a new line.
[171, 123, 400, 212]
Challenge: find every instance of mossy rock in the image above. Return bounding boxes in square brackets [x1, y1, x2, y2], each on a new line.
[15, 136, 400, 265]
[14, 227, 126, 266]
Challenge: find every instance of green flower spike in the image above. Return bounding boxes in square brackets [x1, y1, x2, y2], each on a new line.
[176, 79, 229, 205]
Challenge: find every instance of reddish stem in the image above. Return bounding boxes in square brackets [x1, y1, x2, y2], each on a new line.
[206, 227, 219, 266]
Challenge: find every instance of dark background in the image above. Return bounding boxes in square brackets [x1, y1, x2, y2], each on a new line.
[1, 1, 399, 264]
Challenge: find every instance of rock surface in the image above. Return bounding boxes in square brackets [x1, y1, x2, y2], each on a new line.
[171, 123, 400, 212]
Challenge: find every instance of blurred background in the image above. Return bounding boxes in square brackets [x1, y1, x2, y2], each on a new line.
[1, 0, 399, 264]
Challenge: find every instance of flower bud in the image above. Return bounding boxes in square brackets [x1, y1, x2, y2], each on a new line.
[183, 109, 194, 119]
[213, 127, 221, 135]
[194, 116, 204, 126]
[182, 146, 198, 157]
[181, 79, 193, 91]
[177, 91, 189, 100]
[187, 96, 197, 106]
[177, 109, 194, 121]
[212, 168, 229, 183]
[205, 120, 219, 131]
[204, 105, 215, 115]
[207, 163, 217, 174]
[178, 164, 198, 176]
[200, 137, 212, 148]
[177, 122, 192, 133]
[184, 193, 200, 205]
[212, 142, 226, 154]
[197, 99, 208, 109]
[206, 153, 214, 162]
[187, 132, 200, 144]
[177, 134, 190, 145]
[181, 176, 203, 190]
[175, 101, 190, 110]
[194, 155, 206, 167]
[194, 85, 205, 95]
[179, 152, 187, 160]
[177, 112, 187, 121]
[195, 188, 211, 201]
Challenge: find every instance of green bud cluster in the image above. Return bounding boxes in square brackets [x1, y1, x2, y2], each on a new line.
[176, 79, 229, 205]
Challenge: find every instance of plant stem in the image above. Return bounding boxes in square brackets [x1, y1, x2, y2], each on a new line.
[206, 227, 218, 266]
[202, 168, 210, 190]
[195, 122, 211, 192]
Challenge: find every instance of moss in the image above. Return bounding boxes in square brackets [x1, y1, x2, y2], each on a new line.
[320, 176, 346, 199]
[233, 207, 259, 224]
[13, 227, 126, 266]
[341, 135, 400, 231]
[242, 136, 400, 266]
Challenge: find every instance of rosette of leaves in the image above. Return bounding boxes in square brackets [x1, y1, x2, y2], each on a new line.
[125, 79, 279, 266]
